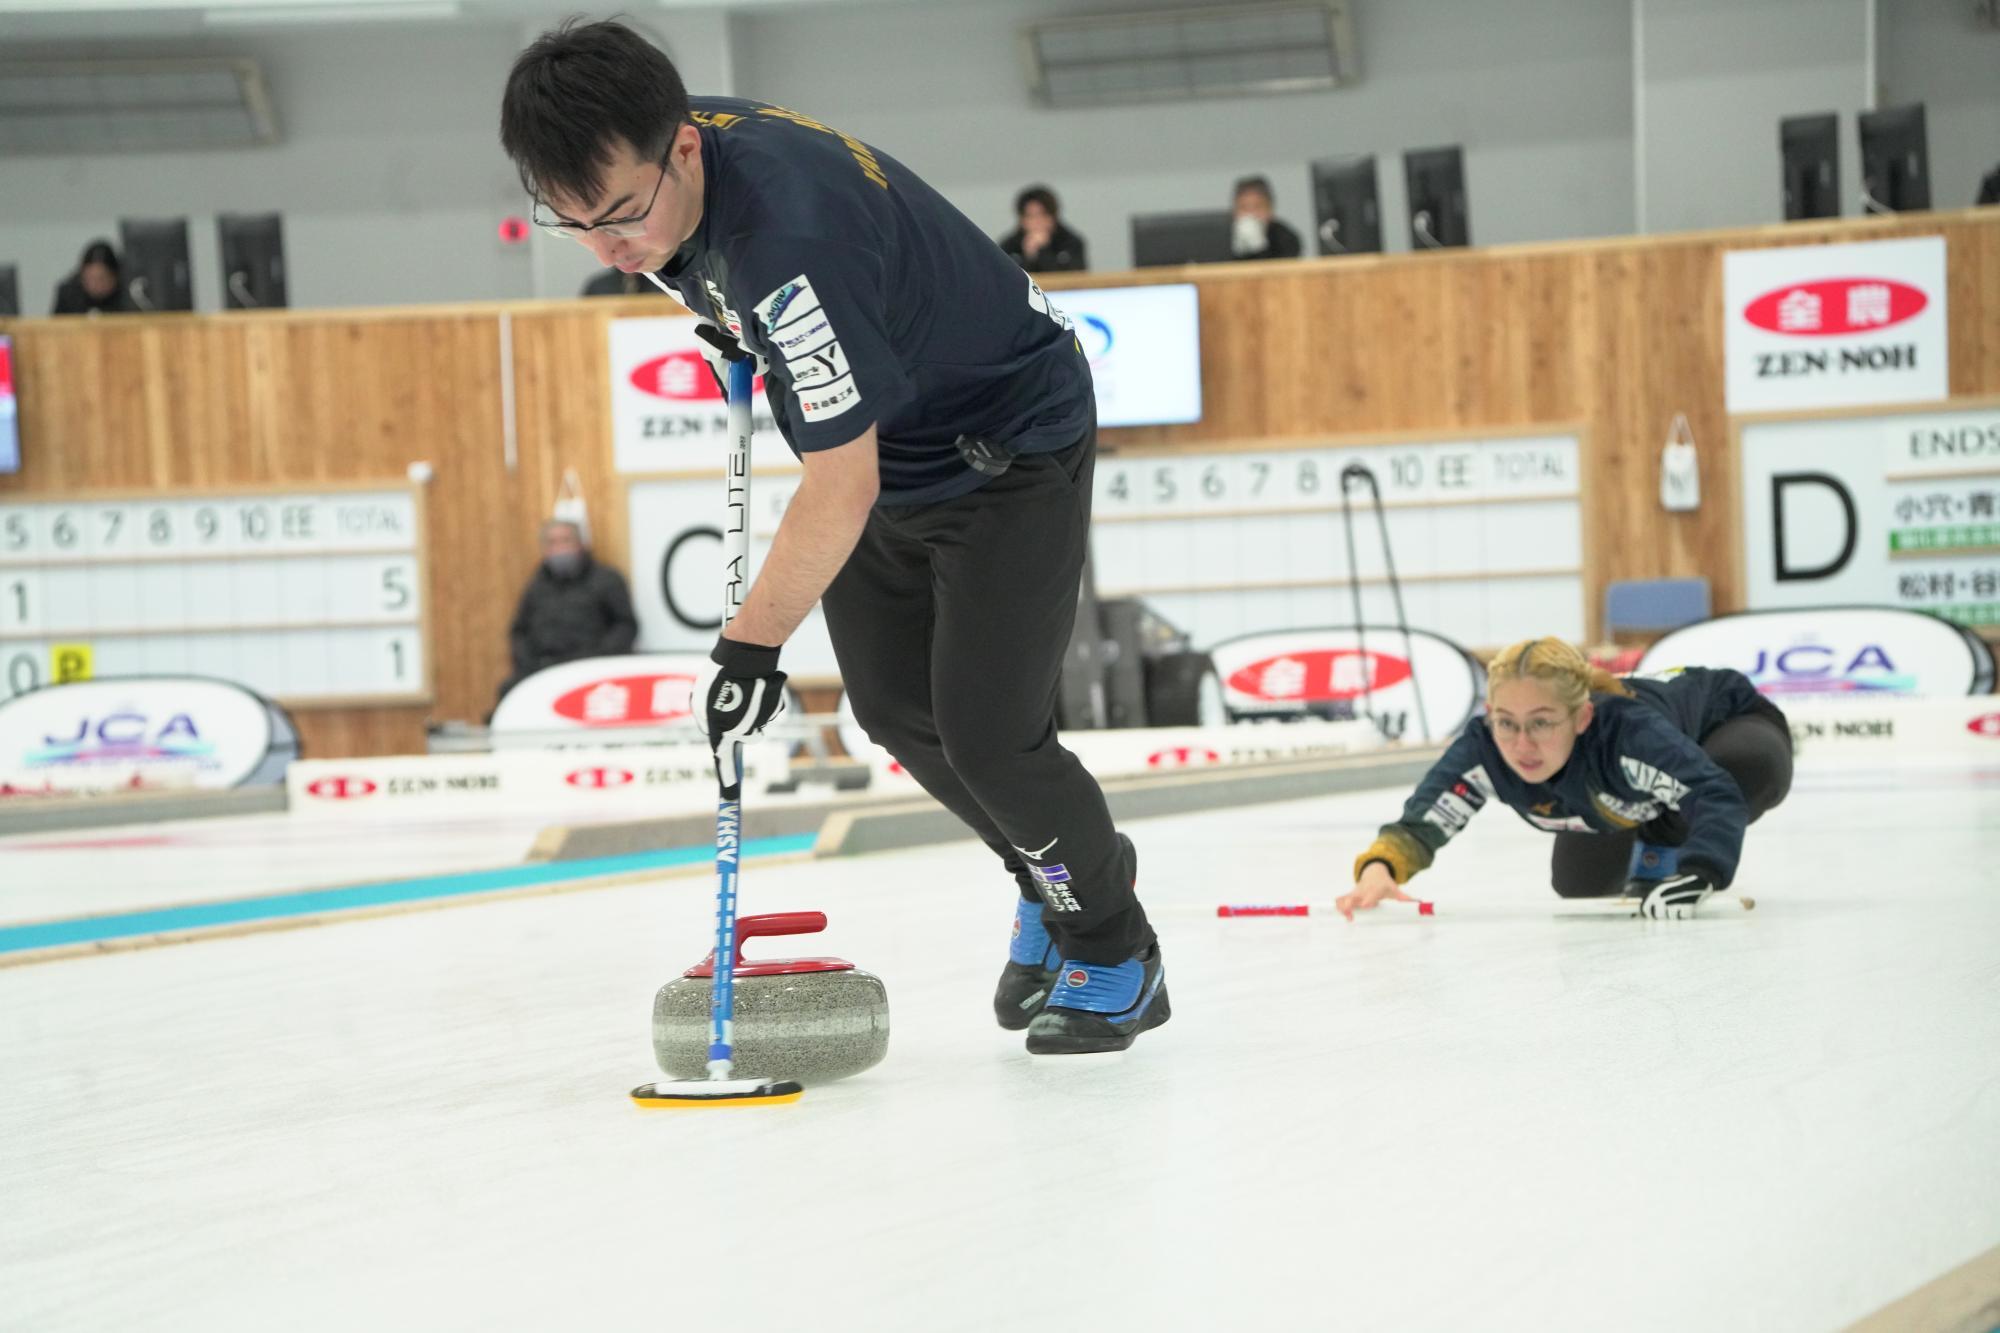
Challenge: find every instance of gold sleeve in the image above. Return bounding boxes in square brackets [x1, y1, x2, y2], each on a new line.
[1353, 826, 1434, 884]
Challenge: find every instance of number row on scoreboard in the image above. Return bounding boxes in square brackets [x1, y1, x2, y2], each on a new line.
[0, 492, 419, 564]
[1092, 438, 1580, 517]
[1144, 575, 1588, 654]
[1, 627, 425, 704]
[0, 557, 420, 636]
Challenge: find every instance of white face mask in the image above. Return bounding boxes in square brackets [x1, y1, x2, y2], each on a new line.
[1231, 213, 1268, 256]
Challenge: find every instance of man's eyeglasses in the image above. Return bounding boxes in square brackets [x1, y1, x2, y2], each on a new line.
[533, 155, 669, 241]
[1487, 714, 1570, 742]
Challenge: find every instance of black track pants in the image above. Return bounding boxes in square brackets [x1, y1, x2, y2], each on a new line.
[820, 428, 1154, 966]
[1551, 713, 1795, 897]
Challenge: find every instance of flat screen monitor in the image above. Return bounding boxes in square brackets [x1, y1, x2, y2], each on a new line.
[1047, 283, 1201, 427]
[1310, 155, 1381, 256]
[1780, 113, 1840, 220]
[118, 217, 194, 312]
[1403, 146, 1470, 250]
[1131, 210, 1235, 267]
[1859, 103, 1930, 213]
[0, 336, 18, 475]
[218, 212, 288, 309]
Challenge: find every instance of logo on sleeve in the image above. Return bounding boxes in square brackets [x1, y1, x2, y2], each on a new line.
[756, 274, 858, 423]
[1421, 791, 1477, 835]
[1618, 757, 1689, 810]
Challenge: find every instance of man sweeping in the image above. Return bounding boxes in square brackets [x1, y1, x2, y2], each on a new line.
[500, 20, 1167, 1054]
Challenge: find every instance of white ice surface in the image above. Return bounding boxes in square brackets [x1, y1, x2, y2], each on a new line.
[3, 767, 1997, 1331]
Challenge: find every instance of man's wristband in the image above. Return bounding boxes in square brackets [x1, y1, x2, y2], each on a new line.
[711, 636, 782, 676]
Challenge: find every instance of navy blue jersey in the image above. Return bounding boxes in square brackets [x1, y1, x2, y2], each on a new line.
[1356, 667, 1783, 888]
[658, 98, 1095, 505]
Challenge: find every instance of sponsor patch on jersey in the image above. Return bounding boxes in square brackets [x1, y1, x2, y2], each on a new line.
[1450, 778, 1486, 811]
[755, 274, 858, 423]
[1593, 791, 1659, 826]
[1462, 764, 1497, 800]
[1421, 791, 1477, 835]
[1526, 812, 1595, 832]
[1619, 757, 1690, 810]
[755, 275, 821, 331]
[786, 341, 850, 390]
[799, 378, 860, 421]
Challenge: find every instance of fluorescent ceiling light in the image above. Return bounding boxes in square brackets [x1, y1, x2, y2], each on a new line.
[204, 1, 460, 25]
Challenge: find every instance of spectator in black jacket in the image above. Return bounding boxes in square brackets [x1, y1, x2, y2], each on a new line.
[997, 185, 1088, 274]
[51, 240, 136, 316]
[496, 519, 639, 706]
[1229, 176, 1303, 261]
[1978, 161, 1999, 207]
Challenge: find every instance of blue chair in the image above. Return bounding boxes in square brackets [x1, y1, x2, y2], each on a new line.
[1603, 578, 1711, 635]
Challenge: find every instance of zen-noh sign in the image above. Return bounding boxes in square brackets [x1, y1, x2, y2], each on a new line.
[0, 676, 289, 796]
[1204, 626, 1485, 744]
[608, 316, 777, 475]
[1723, 236, 1948, 413]
[1637, 606, 1995, 699]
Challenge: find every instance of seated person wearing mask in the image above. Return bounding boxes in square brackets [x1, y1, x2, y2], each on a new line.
[1229, 176, 1303, 262]
[495, 519, 639, 706]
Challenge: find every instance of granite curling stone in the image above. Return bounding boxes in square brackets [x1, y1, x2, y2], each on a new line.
[653, 911, 889, 1086]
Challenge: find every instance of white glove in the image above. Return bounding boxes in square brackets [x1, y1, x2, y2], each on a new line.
[1632, 871, 1715, 920]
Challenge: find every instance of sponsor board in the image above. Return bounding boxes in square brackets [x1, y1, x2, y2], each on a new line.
[1045, 284, 1202, 428]
[490, 653, 809, 752]
[837, 689, 1386, 792]
[1723, 237, 1947, 413]
[1738, 400, 2000, 626]
[1204, 626, 1485, 743]
[0, 676, 292, 796]
[1778, 697, 2000, 766]
[287, 742, 788, 818]
[1637, 606, 1994, 698]
[607, 317, 778, 474]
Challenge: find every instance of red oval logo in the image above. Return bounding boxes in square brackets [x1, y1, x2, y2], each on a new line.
[629, 350, 766, 402]
[1225, 649, 1413, 702]
[566, 767, 635, 788]
[1742, 278, 1927, 337]
[1147, 747, 1221, 768]
[551, 673, 698, 726]
[306, 776, 377, 800]
[1968, 713, 2000, 739]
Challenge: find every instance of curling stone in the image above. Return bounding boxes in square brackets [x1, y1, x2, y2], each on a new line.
[652, 911, 889, 1086]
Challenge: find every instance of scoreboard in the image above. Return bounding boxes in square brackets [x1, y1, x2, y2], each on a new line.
[0, 484, 429, 705]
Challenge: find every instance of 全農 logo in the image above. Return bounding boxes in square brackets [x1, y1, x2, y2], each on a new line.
[1225, 649, 1413, 702]
[551, 674, 699, 726]
[1147, 747, 1220, 768]
[1742, 278, 1927, 337]
[629, 351, 764, 402]
[565, 767, 635, 789]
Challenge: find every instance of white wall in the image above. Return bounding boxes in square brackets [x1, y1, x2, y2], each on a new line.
[0, 22, 539, 314]
[1877, 0, 2000, 210]
[733, 0, 1637, 271]
[1637, 0, 1869, 233]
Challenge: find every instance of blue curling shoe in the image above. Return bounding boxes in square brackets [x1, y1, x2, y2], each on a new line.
[993, 897, 1061, 1031]
[1024, 945, 1170, 1055]
[1628, 842, 1680, 882]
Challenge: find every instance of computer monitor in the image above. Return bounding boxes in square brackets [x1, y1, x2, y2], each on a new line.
[1780, 113, 1840, 220]
[1131, 210, 1235, 267]
[1403, 146, 1470, 250]
[118, 217, 194, 311]
[1310, 155, 1382, 256]
[218, 212, 288, 309]
[0, 264, 17, 317]
[1859, 103, 1930, 213]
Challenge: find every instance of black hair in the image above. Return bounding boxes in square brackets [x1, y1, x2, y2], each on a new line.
[1014, 184, 1059, 218]
[1232, 174, 1274, 203]
[78, 240, 120, 272]
[500, 18, 691, 210]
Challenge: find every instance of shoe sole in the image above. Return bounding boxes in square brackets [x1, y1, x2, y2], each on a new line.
[1024, 986, 1171, 1055]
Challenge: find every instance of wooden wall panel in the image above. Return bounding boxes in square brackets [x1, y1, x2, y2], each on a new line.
[2, 213, 1995, 756]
